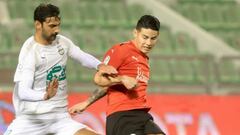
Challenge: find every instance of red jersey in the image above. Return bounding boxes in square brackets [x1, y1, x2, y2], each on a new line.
[103, 41, 151, 116]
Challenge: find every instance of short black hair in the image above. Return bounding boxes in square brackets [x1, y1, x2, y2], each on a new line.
[34, 3, 60, 23]
[136, 15, 160, 31]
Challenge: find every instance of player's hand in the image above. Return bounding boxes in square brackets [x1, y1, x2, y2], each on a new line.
[97, 63, 118, 76]
[106, 75, 120, 83]
[120, 76, 138, 90]
[44, 78, 58, 100]
[68, 101, 89, 115]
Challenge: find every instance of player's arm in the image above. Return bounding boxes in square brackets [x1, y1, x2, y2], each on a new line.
[68, 41, 117, 75]
[17, 52, 58, 101]
[18, 77, 58, 101]
[94, 71, 138, 90]
[69, 87, 107, 114]
[68, 72, 138, 114]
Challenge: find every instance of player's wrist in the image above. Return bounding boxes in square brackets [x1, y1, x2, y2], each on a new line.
[97, 63, 104, 71]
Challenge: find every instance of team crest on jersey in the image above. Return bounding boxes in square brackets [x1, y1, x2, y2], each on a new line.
[57, 45, 64, 55]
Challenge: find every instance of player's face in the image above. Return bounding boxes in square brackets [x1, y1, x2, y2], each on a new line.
[41, 17, 60, 43]
[134, 28, 159, 54]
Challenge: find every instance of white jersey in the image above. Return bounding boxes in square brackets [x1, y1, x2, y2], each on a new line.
[13, 35, 101, 119]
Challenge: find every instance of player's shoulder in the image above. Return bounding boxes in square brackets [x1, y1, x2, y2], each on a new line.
[112, 41, 132, 49]
[119, 41, 132, 46]
[57, 34, 68, 40]
[21, 36, 35, 51]
[106, 41, 132, 56]
[18, 36, 36, 61]
[54, 34, 76, 51]
[56, 34, 73, 44]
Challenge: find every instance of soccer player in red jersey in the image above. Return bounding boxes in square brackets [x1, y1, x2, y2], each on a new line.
[69, 15, 165, 135]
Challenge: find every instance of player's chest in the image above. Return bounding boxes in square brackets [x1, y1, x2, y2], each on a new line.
[122, 54, 150, 81]
[36, 45, 67, 67]
[124, 54, 149, 69]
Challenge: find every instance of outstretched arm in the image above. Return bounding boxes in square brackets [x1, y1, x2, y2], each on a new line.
[69, 42, 118, 75]
[69, 87, 107, 114]
[69, 71, 138, 114]
[94, 71, 138, 90]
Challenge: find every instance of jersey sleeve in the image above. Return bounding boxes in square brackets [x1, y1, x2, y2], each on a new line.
[102, 45, 125, 69]
[68, 40, 101, 70]
[16, 51, 46, 101]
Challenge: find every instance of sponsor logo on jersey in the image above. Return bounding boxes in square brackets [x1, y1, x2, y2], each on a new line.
[136, 67, 149, 83]
[131, 56, 139, 61]
[47, 65, 66, 83]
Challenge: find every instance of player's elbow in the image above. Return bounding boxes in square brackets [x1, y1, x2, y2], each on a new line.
[17, 82, 28, 100]
[16, 81, 44, 101]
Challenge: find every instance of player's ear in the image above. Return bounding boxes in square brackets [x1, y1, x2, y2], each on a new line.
[35, 21, 42, 30]
[133, 29, 137, 38]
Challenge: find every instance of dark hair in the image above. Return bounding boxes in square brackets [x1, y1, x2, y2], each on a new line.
[34, 3, 60, 23]
[135, 15, 160, 31]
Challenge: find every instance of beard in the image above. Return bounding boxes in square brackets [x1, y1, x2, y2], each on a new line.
[42, 33, 58, 43]
[49, 33, 57, 41]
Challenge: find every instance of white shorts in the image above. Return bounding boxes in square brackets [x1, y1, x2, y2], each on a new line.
[4, 114, 88, 135]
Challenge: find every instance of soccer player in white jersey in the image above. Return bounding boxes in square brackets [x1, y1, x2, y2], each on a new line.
[4, 3, 117, 135]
